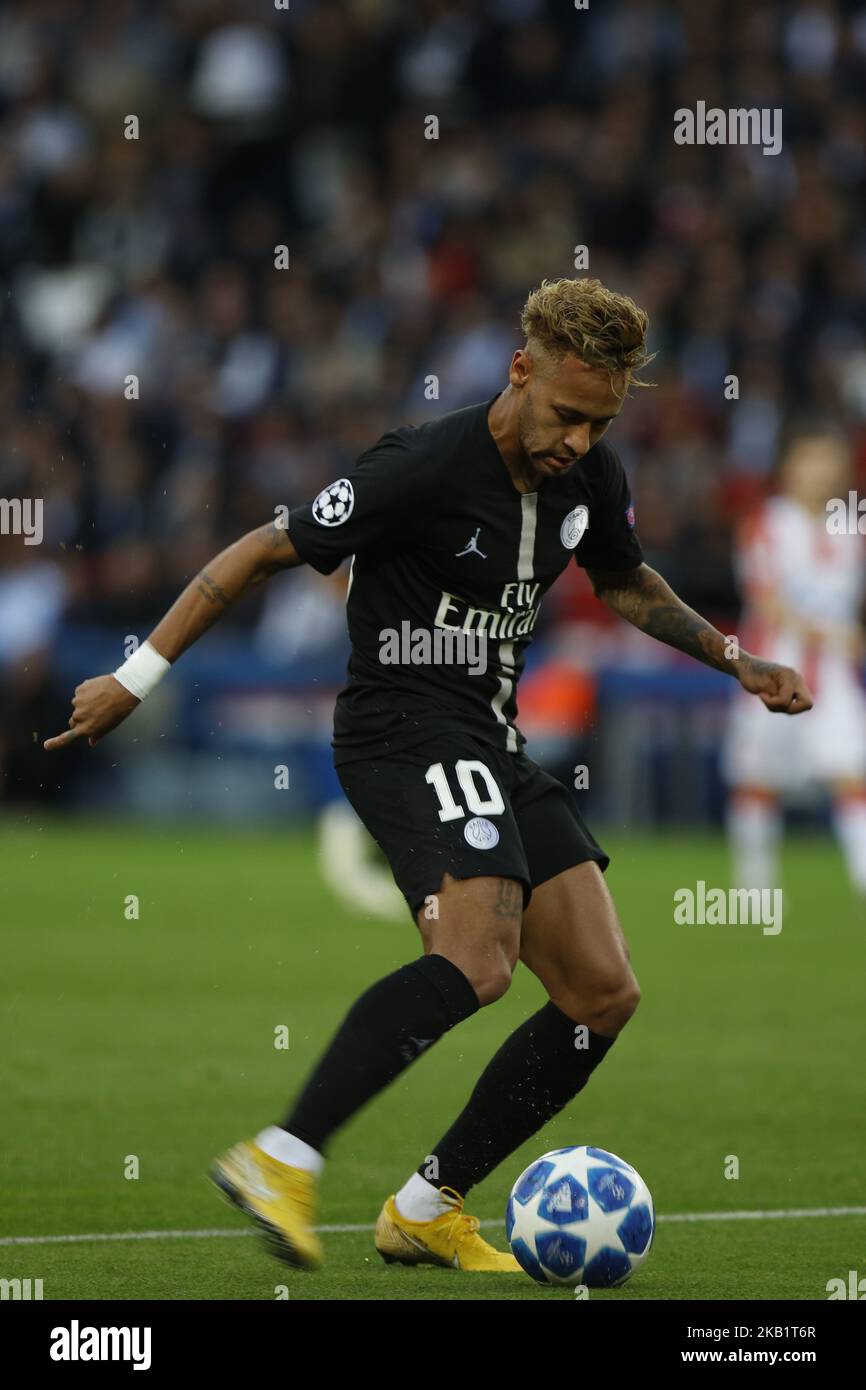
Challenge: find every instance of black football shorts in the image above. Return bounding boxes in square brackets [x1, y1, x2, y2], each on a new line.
[336, 733, 609, 919]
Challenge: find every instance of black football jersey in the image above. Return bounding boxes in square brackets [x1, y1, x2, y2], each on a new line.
[287, 395, 642, 764]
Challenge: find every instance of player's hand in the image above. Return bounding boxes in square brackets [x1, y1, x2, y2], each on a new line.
[43, 676, 140, 751]
[736, 655, 813, 715]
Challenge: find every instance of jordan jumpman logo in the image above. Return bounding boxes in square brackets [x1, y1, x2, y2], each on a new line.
[456, 527, 487, 558]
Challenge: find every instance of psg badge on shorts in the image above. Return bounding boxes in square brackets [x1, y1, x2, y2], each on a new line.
[464, 816, 500, 850]
[313, 478, 354, 526]
[560, 504, 589, 550]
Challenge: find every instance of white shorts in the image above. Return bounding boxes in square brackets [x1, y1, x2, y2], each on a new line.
[723, 676, 866, 791]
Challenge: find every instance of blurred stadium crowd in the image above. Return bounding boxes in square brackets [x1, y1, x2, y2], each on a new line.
[2, 0, 866, 800]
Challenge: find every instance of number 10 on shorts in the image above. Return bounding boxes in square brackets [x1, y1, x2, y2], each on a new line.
[425, 760, 505, 822]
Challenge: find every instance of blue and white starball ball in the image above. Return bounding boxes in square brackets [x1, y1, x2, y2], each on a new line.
[506, 1145, 654, 1288]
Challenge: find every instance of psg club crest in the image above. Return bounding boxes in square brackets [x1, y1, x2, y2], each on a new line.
[313, 478, 354, 527]
[560, 505, 589, 550]
[464, 817, 500, 850]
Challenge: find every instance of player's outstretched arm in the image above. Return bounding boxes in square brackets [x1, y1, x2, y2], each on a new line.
[44, 521, 304, 751]
[587, 561, 813, 716]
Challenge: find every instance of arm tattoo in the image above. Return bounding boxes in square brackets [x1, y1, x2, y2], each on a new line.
[494, 879, 523, 920]
[588, 564, 732, 673]
[251, 520, 302, 581]
[195, 570, 231, 607]
[263, 518, 294, 552]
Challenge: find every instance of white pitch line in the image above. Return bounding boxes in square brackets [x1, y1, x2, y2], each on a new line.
[2, 1206, 865, 1248]
[0, 1228, 258, 1247]
[660, 1206, 866, 1223]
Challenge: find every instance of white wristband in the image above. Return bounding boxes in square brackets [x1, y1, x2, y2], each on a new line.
[113, 641, 171, 702]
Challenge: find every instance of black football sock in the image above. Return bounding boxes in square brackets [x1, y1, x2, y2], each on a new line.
[282, 954, 478, 1153]
[422, 1001, 616, 1196]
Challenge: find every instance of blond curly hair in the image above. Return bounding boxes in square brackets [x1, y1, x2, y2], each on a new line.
[521, 277, 655, 396]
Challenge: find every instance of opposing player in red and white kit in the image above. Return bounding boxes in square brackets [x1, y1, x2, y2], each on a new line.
[724, 429, 866, 895]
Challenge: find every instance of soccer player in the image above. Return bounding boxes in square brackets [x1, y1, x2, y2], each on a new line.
[46, 278, 812, 1274]
[724, 428, 866, 895]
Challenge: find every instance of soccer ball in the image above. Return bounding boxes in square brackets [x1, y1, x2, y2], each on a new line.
[506, 1145, 654, 1288]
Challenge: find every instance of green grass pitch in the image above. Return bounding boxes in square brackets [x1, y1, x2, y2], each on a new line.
[1, 818, 863, 1301]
